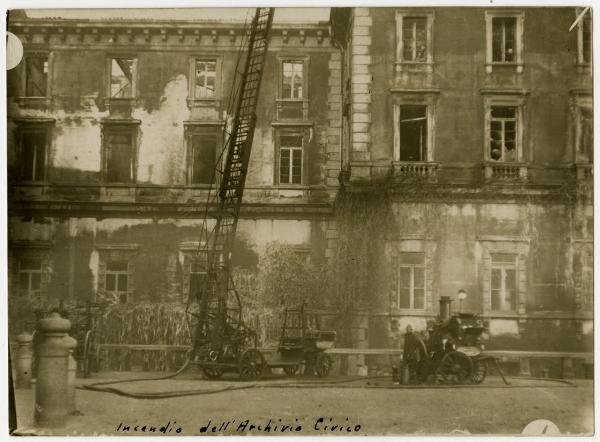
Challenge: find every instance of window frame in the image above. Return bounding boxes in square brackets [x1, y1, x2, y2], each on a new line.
[275, 128, 307, 186]
[392, 92, 438, 163]
[484, 10, 524, 73]
[101, 122, 140, 184]
[184, 123, 223, 186]
[571, 92, 593, 164]
[483, 94, 526, 163]
[395, 252, 426, 310]
[395, 10, 435, 70]
[16, 122, 52, 183]
[106, 55, 138, 99]
[576, 7, 592, 67]
[277, 56, 309, 101]
[105, 260, 130, 304]
[188, 56, 223, 104]
[490, 254, 518, 312]
[22, 53, 51, 98]
[18, 258, 43, 297]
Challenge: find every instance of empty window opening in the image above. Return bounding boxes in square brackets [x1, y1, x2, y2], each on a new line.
[106, 260, 129, 304]
[20, 128, 47, 181]
[490, 253, 517, 311]
[400, 105, 427, 161]
[110, 58, 135, 98]
[195, 60, 217, 99]
[492, 17, 516, 62]
[490, 106, 517, 161]
[403, 17, 427, 61]
[282, 61, 304, 99]
[25, 56, 48, 97]
[104, 129, 135, 183]
[18, 258, 42, 297]
[190, 131, 217, 184]
[279, 134, 303, 184]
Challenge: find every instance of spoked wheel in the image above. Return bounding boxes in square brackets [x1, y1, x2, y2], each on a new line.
[202, 367, 224, 380]
[315, 352, 332, 377]
[471, 358, 488, 384]
[238, 348, 265, 381]
[284, 365, 299, 376]
[437, 351, 473, 384]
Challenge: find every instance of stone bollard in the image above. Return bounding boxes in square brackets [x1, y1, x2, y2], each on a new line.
[15, 332, 34, 389]
[34, 312, 74, 428]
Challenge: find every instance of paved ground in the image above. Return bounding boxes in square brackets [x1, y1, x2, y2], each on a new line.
[12, 373, 594, 436]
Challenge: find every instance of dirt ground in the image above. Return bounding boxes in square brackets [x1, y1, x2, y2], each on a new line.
[12, 373, 594, 436]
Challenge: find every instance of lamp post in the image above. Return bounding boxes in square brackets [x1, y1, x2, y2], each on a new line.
[458, 289, 467, 313]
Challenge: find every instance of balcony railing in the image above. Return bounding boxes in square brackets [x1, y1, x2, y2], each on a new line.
[483, 162, 528, 181]
[391, 161, 439, 180]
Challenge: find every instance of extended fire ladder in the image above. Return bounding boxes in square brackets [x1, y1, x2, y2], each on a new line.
[189, 8, 274, 368]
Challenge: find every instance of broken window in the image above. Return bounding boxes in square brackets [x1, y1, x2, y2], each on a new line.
[492, 17, 516, 62]
[282, 61, 304, 99]
[110, 58, 136, 98]
[402, 17, 427, 61]
[18, 258, 42, 297]
[190, 129, 217, 184]
[25, 56, 48, 97]
[399, 105, 427, 161]
[490, 253, 517, 311]
[194, 60, 217, 99]
[104, 127, 135, 183]
[106, 260, 129, 304]
[396, 252, 425, 310]
[279, 134, 303, 184]
[19, 126, 47, 181]
[489, 106, 518, 162]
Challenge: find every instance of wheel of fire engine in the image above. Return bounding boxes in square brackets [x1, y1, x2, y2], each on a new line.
[471, 358, 488, 384]
[238, 348, 266, 381]
[284, 365, 299, 376]
[202, 367, 224, 380]
[438, 351, 473, 384]
[315, 352, 332, 377]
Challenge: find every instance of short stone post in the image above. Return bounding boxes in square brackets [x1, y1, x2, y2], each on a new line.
[34, 312, 73, 428]
[561, 357, 575, 379]
[15, 332, 34, 389]
[519, 357, 531, 377]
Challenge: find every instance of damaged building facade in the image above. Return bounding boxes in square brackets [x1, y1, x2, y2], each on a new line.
[328, 7, 593, 355]
[7, 8, 594, 358]
[6, 12, 341, 330]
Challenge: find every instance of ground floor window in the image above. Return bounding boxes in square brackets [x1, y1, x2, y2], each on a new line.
[490, 253, 517, 311]
[105, 260, 130, 304]
[18, 257, 43, 297]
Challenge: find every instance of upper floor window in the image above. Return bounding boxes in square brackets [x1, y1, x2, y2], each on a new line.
[18, 123, 50, 182]
[576, 8, 592, 65]
[106, 260, 129, 304]
[194, 59, 217, 98]
[281, 60, 306, 99]
[102, 124, 138, 183]
[186, 126, 219, 185]
[399, 105, 428, 161]
[485, 11, 524, 73]
[490, 253, 517, 312]
[395, 10, 434, 70]
[18, 258, 42, 297]
[25, 55, 49, 97]
[110, 58, 137, 98]
[489, 106, 518, 162]
[278, 132, 304, 185]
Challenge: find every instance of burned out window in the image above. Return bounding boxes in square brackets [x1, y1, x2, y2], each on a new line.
[25, 56, 48, 97]
[106, 260, 129, 304]
[103, 126, 136, 183]
[281, 61, 304, 99]
[189, 129, 217, 185]
[399, 105, 427, 161]
[18, 258, 42, 297]
[402, 17, 427, 61]
[279, 134, 303, 185]
[490, 253, 517, 311]
[194, 60, 217, 99]
[492, 17, 516, 62]
[489, 106, 518, 162]
[19, 125, 48, 182]
[110, 58, 136, 98]
[395, 252, 425, 310]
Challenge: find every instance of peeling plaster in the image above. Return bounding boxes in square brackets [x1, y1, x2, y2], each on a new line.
[488, 319, 520, 336]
